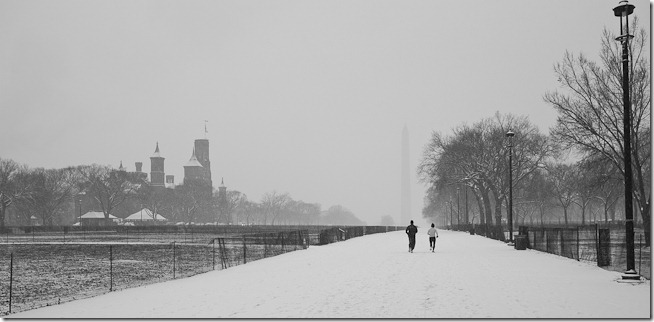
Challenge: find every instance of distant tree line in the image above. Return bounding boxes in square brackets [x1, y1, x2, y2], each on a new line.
[0, 160, 366, 228]
[418, 20, 650, 245]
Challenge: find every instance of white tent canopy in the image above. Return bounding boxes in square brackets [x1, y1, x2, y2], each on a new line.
[125, 208, 167, 222]
[81, 211, 117, 219]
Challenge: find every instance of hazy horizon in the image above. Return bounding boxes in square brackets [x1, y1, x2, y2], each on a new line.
[0, 0, 649, 225]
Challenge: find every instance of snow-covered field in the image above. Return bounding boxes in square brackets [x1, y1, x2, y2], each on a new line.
[7, 229, 650, 319]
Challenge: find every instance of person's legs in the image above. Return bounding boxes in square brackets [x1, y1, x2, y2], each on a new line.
[429, 237, 435, 250]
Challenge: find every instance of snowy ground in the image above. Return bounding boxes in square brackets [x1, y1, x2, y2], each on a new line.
[6, 229, 651, 319]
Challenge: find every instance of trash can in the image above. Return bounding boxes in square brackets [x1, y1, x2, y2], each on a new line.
[514, 235, 528, 250]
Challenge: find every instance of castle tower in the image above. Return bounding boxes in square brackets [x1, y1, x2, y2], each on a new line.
[401, 125, 411, 225]
[218, 178, 228, 223]
[194, 138, 212, 188]
[165, 175, 175, 188]
[183, 147, 204, 185]
[150, 142, 165, 187]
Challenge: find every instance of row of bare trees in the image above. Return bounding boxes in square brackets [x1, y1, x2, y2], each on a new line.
[0, 161, 174, 227]
[227, 191, 364, 226]
[0, 159, 365, 227]
[418, 112, 554, 240]
[418, 21, 650, 245]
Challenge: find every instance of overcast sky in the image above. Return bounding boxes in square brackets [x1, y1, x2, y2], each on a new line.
[0, 0, 649, 225]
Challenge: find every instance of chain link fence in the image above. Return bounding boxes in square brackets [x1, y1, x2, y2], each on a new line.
[0, 225, 402, 315]
[523, 225, 650, 280]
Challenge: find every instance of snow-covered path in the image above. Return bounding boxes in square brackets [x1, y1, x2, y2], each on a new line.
[7, 229, 650, 318]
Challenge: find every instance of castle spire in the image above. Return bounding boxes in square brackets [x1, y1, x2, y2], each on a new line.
[152, 142, 162, 158]
[150, 142, 165, 187]
[185, 147, 203, 167]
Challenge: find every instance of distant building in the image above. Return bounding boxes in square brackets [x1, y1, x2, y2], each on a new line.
[184, 147, 205, 185]
[135, 162, 143, 173]
[218, 178, 228, 223]
[165, 175, 175, 188]
[193, 138, 212, 188]
[401, 125, 411, 225]
[150, 142, 165, 187]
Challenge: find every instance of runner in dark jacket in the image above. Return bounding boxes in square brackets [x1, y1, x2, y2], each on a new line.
[405, 220, 418, 253]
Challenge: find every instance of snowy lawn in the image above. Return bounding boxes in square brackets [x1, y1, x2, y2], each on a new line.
[7, 229, 650, 319]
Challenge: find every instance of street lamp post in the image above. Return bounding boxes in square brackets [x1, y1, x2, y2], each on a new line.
[506, 130, 515, 245]
[457, 187, 461, 228]
[449, 199, 453, 230]
[465, 186, 469, 225]
[613, 0, 639, 280]
[77, 192, 85, 226]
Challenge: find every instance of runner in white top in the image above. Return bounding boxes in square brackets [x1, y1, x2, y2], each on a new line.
[427, 223, 438, 252]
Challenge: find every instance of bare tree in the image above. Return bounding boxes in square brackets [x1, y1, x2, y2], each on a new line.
[322, 205, 364, 226]
[220, 190, 247, 224]
[418, 113, 555, 239]
[0, 158, 30, 228]
[547, 163, 578, 226]
[76, 164, 141, 223]
[261, 191, 291, 225]
[519, 169, 555, 226]
[544, 19, 650, 243]
[21, 167, 78, 226]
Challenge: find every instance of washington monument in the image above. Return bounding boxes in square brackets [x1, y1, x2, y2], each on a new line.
[401, 125, 411, 225]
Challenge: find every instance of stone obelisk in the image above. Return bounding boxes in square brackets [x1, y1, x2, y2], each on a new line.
[401, 125, 411, 226]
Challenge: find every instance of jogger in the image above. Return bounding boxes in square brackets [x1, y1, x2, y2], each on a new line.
[405, 220, 418, 253]
[427, 223, 438, 252]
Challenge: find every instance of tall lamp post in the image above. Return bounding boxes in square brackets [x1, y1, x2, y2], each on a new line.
[613, 0, 638, 280]
[465, 186, 469, 225]
[449, 199, 453, 230]
[506, 130, 515, 245]
[456, 187, 461, 228]
[77, 192, 85, 226]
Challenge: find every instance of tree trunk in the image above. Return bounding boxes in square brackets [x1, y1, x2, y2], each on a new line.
[0, 202, 6, 229]
[481, 189, 493, 229]
[641, 202, 650, 246]
[609, 202, 617, 222]
[472, 190, 485, 226]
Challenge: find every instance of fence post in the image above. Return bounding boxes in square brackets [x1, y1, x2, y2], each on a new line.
[109, 245, 113, 292]
[597, 228, 611, 266]
[576, 227, 580, 261]
[172, 241, 176, 279]
[212, 239, 215, 271]
[263, 234, 268, 258]
[9, 252, 13, 314]
[281, 234, 285, 252]
[559, 229, 564, 256]
[242, 236, 247, 264]
[638, 234, 643, 275]
[220, 238, 227, 269]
